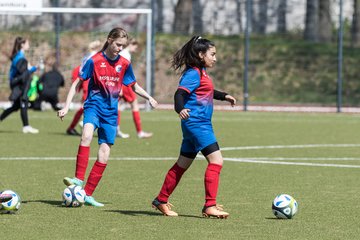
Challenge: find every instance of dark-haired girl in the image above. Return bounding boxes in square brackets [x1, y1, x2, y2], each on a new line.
[58, 27, 158, 207]
[152, 36, 236, 218]
[0, 37, 39, 133]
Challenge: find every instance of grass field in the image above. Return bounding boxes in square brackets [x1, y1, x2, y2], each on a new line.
[1, 109, 360, 239]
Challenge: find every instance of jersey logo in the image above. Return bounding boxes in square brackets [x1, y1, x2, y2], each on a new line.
[115, 65, 122, 73]
[100, 62, 106, 68]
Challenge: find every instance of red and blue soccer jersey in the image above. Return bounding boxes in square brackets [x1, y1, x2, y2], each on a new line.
[178, 67, 216, 153]
[178, 67, 214, 122]
[79, 52, 136, 126]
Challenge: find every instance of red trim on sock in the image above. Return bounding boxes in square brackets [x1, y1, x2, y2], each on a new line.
[84, 161, 107, 196]
[157, 163, 186, 202]
[75, 145, 90, 181]
[132, 111, 142, 133]
[204, 163, 222, 207]
[68, 108, 84, 130]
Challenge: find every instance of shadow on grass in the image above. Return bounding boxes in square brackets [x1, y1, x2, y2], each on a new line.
[265, 217, 289, 220]
[105, 210, 203, 219]
[22, 200, 63, 207]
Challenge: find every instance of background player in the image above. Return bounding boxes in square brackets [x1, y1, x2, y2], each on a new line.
[58, 27, 158, 207]
[66, 40, 101, 136]
[117, 38, 153, 139]
[0, 37, 39, 134]
[152, 36, 236, 218]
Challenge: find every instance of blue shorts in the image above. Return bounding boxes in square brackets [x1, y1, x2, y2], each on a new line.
[180, 121, 217, 154]
[83, 108, 117, 145]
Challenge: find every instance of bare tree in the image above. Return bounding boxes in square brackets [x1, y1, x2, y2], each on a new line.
[318, 0, 332, 42]
[193, 0, 203, 34]
[155, 0, 164, 32]
[235, 0, 243, 33]
[173, 0, 192, 34]
[258, 0, 268, 34]
[351, 0, 360, 47]
[304, 0, 319, 41]
[277, 0, 287, 34]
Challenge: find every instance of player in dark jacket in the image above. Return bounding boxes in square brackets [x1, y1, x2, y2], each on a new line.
[0, 37, 39, 134]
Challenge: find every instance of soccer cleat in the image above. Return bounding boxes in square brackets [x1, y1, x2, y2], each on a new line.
[84, 196, 104, 207]
[202, 204, 229, 219]
[117, 130, 130, 138]
[22, 125, 39, 134]
[66, 128, 81, 136]
[152, 198, 178, 216]
[63, 177, 84, 187]
[0, 193, 13, 203]
[137, 131, 153, 139]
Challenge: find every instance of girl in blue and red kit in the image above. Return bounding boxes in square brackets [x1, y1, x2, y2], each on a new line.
[58, 27, 158, 207]
[152, 36, 236, 218]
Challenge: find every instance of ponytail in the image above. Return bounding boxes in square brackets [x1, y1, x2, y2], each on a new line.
[101, 27, 128, 52]
[171, 36, 215, 75]
[10, 37, 26, 60]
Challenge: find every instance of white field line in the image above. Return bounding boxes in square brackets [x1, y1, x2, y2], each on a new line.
[1, 144, 360, 168]
[221, 144, 360, 151]
[223, 157, 360, 168]
[0, 157, 176, 161]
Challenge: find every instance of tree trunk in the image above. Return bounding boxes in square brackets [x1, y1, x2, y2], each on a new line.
[351, 0, 360, 47]
[173, 0, 192, 34]
[156, 0, 164, 32]
[277, 0, 287, 34]
[304, 0, 319, 42]
[318, 0, 332, 42]
[258, 0, 268, 34]
[235, 0, 242, 33]
[192, 0, 203, 34]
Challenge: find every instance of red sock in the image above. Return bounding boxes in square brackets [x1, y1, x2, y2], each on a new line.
[204, 163, 222, 207]
[117, 110, 121, 126]
[68, 108, 83, 130]
[84, 161, 107, 196]
[157, 163, 186, 202]
[75, 145, 90, 181]
[132, 111, 142, 133]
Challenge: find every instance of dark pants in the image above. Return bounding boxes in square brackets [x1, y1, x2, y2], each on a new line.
[0, 98, 29, 126]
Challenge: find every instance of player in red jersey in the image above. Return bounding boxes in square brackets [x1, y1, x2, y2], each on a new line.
[58, 28, 158, 207]
[66, 41, 101, 136]
[152, 36, 236, 218]
[117, 38, 153, 139]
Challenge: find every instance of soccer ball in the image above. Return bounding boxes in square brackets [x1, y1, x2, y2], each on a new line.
[62, 185, 86, 207]
[0, 190, 21, 214]
[272, 194, 298, 219]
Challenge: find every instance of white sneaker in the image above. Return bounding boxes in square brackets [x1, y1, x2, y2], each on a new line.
[117, 131, 130, 138]
[23, 125, 39, 134]
[137, 131, 153, 139]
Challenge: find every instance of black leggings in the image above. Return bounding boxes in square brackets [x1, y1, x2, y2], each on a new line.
[0, 98, 29, 126]
[180, 142, 220, 159]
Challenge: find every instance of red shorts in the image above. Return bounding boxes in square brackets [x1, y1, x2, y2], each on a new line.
[121, 85, 136, 103]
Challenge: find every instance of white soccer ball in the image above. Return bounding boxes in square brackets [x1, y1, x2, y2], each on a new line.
[62, 185, 86, 207]
[0, 190, 21, 214]
[272, 194, 298, 219]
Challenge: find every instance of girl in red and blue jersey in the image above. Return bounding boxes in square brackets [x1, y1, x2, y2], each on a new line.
[152, 36, 236, 218]
[58, 28, 158, 207]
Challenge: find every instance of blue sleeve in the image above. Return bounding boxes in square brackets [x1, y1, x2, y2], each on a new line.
[79, 58, 94, 80]
[178, 69, 200, 93]
[123, 63, 136, 86]
[29, 66, 37, 73]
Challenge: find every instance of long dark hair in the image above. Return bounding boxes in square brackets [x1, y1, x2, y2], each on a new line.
[100, 27, 128, 52]
[10, 37, 27, 61]
[171, 36, 215, 75]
